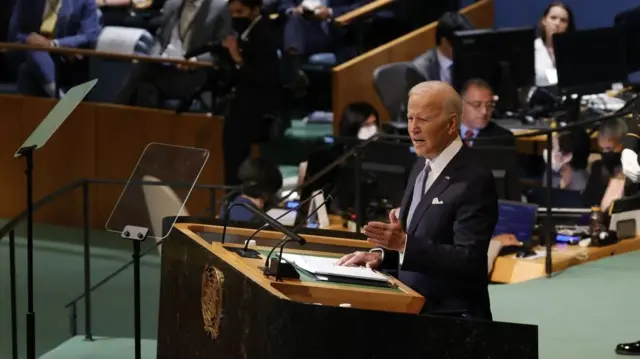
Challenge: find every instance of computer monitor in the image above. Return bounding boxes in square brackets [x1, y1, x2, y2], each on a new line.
[452, 27, 535, 114]
[554, 27, 628, 95]
[614, 6, 640, 73]
[466, 145, 521, 201]
[338, 141, 416, 203]
[493, 200, 538, 245]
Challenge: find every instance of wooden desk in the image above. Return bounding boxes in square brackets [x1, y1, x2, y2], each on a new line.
[173, 223, 423, 313]
[0, 94, 224, 229]
[314, 214, 640, 284]
[490, 238, 640, 284]
[157, 222, 537, 358]
[320, 214, 349, 231]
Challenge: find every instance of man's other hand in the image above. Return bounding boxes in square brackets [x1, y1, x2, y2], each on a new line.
[26, 33, 52, 47]
[493, 233, 522, 247]
[314, 6, 332, 20]
[336, 251, 382, 269]
[363, 209, 406, 251]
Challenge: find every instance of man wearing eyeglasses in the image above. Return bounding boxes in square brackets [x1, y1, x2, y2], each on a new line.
[459, 78, 515, 148]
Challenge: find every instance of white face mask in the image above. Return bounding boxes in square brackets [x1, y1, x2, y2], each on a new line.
[357, 124, 378, 140]
[542, 149, 571, 172]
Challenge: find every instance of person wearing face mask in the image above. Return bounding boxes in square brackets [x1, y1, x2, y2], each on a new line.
[542, 130, 590, 192]
[297, 102, 380, 185]
[221, 0, 282, 187]
[583, 119, 627, 211]
[534, 2, 576, 87]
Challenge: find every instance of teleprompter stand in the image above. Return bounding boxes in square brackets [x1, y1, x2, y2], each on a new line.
[104, 143, 209, 359]
[13, 80, 97, 359]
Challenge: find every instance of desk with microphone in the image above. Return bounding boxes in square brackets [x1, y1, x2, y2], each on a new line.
[157, 208, 538, 358]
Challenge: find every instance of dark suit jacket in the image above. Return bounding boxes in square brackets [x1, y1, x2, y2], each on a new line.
[466, 122, 516, 148]
[411, 48, 440, 82]
[226, 17, 282, 142]
[382, 146, 498, 320]
[10, 0, 101, 48]
[151, 0, 231, 61]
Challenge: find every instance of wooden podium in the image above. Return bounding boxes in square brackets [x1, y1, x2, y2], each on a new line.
[157, 220, 538, 358]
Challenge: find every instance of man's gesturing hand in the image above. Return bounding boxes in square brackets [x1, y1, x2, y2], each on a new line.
[362, 209, 406, 251]
[336, 251, 382, 269]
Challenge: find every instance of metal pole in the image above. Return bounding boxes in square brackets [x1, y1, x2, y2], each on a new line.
[545, 133, 553, 277]
[23, 147, 36, 359]
[354, 150, 362, 233]
[133, 241, 142, 359]
[82, 181, 92, 341]
[68, 304, 77, 337]
[10, 230, 18, 359]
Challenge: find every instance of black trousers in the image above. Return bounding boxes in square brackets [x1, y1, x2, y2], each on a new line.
[115, 62, 209, 108]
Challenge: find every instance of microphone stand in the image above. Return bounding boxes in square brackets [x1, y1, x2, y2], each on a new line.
[263, 195, 331, 281]
[544, 133, 553, 277]
[233, 190, 326, 256]
[220, 202, 306, 279]
[279, 134, 406, 229]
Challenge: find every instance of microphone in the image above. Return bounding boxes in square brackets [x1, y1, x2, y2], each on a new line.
[222, 190, 324, 258]
[221, 202, 305, 247]
[263, 194, 333, 281]
[240, 190, 324, 258]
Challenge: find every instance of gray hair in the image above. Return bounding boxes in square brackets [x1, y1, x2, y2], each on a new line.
[408, 81, 462, 121]
[598, 118, 628, 140]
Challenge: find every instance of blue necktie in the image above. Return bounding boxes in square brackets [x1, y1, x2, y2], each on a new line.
[406, 163, 431, 230]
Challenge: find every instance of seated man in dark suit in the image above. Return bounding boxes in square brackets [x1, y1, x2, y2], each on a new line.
[338, 81, 498, 320]
[411, 11, 473, 85]
[279, 0, 369, 88]
[219, 157, 283, 222]
[459, 78, 515, 147]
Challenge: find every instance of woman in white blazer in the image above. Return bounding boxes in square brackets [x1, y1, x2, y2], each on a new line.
[534, 2, 575, 87]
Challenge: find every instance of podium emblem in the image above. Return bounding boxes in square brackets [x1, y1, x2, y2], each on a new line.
[202, 264, 225, 339]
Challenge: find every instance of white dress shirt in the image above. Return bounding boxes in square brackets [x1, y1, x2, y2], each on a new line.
[534, 38, 557, 87]
[622, 148, 640, 183]
[162, 0, 204, 58]
[436, 49, 453, 85]
[398, 137, 463, 264]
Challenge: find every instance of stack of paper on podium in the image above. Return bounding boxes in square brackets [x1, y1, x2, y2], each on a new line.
[280, 253, 390, 283]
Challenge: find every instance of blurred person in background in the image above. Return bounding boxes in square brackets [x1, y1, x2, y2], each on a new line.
[220, 157, 283, 222]
[9, 0, 101, 97]
[542, 130, 590, 192]
[297, 102, 380, 185]
[115, 0, 231, 107]
[412, 11, 473, 85]
[534, 2, 575, 87]
[583, 119, 627, 212]
[222, 0, 282, 187]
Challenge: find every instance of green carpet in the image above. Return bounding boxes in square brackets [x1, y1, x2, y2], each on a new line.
[2, 219, 639, 359]
[490, 250, 640, 359]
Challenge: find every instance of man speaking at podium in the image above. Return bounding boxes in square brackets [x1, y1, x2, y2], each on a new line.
[338, 81, 498, 320]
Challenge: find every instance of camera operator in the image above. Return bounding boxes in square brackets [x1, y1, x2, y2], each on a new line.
[222, 0, 282, 186]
